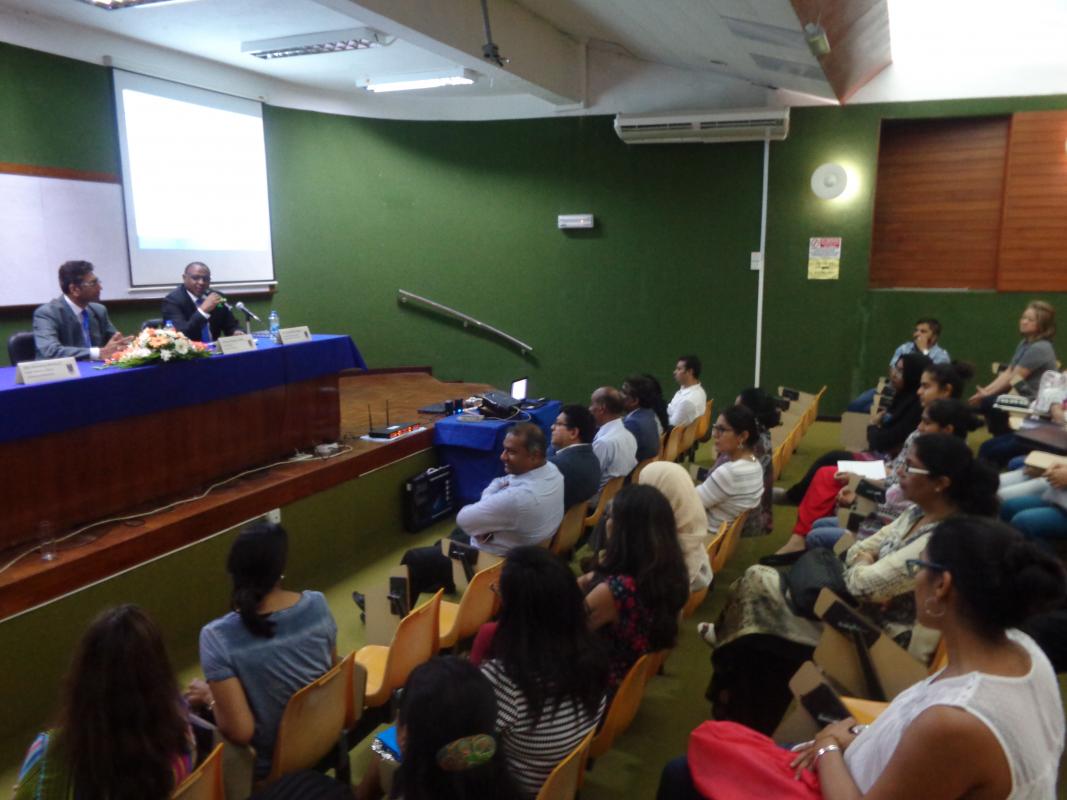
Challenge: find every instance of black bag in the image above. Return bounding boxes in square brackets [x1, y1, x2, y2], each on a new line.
[783, 547, 852, 620]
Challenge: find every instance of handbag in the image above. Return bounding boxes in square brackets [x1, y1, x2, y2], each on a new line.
[783, 548, 852, 620]
[687, 720, 821, 800]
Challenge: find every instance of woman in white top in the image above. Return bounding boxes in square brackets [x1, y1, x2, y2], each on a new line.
[695, 405, 764, 531]
[659, 515, 1066, 800]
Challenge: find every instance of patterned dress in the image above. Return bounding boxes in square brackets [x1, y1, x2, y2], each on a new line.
[590, 574, 652, 690]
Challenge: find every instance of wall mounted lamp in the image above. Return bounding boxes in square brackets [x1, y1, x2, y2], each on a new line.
[811, 163, 848, 200]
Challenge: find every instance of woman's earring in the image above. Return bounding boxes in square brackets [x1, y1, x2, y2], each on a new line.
[924, 597, 945, 618]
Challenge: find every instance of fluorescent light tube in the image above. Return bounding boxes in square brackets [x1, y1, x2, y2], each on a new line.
[358, 69, 477, 93]
[243, 28, 394, 60]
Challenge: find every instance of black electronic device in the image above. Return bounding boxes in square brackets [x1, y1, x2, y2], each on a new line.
[402, 464, 456, 532]
[781, 387, 800, 401]
[478, 390, 521, 418]
[388, 575, 410, 618]
[447, 540, 480, 582]
[367, 401, 419, 440]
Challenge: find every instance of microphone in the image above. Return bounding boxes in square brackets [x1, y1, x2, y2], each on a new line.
[234, 301, 261, 322]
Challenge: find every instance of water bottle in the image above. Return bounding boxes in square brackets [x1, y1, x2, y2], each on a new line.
[268, 310, 280, 342]
[163, 319, 175, 332]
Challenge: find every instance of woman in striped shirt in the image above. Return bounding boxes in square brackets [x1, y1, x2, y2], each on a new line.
[696, 405, 766, 532]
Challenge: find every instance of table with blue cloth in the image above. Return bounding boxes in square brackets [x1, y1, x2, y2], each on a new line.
[0, 334, 365, 553]
[433, 401, 562, 505]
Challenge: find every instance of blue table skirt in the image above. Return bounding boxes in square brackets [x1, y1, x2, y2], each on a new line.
[0, 334, 365, 445]
[434, 400, 561, 505]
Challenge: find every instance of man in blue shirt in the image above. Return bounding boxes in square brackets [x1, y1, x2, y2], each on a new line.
[847, 318, 951, 412]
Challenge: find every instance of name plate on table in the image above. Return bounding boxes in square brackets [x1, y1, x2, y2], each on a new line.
[216, 334, 256, 355]
[15, 357, 79, 385]
[277, 326, 312, 345]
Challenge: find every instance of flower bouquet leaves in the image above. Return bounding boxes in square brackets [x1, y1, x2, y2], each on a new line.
[104, 327, 212, 368]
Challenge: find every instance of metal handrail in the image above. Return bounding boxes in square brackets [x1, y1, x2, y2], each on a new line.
[397, 289, 534, 355]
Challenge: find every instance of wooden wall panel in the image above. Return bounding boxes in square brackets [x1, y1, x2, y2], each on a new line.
[870, 117, 1010, 289]
[997, 111, 1067, 291]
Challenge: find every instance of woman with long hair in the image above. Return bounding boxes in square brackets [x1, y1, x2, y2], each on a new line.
[187, 520, 337, 779]
[392, 656, 521, 800]
[479, 546, 608, 797]
[661, 516, 1066, 799]
[970, 300, 1058, 439]
[13, 605, 194, 800]
[580, 484, 690, 688]
[704, 434, 999, 733]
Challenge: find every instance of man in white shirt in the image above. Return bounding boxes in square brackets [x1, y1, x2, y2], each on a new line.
[667, 354, 708, 427]
[399, 423, 564, 596]
[589, 386, 638, 491]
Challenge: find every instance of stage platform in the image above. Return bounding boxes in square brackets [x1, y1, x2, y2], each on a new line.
[0, 369, 490, 620]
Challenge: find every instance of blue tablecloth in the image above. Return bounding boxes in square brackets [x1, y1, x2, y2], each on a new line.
[434, 400, 562, 504]
[0, 334, 365, 445]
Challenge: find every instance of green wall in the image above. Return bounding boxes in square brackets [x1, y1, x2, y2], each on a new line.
[4, 37, 1067, 409]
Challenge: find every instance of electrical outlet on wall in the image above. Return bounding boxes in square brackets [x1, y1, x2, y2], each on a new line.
[265, 508, 282, 525]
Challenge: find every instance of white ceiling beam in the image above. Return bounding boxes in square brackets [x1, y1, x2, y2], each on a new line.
[312, 0, 584, 105]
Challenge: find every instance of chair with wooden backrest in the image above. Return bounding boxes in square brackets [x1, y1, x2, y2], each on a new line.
[630, 456, 658, 484]
[839, 636, 948, 724]
[771, 444, 785, 481]
[266, 653, 354, 784]
[682, 525, 726, 618]
[661, 424, 687, 463]
[589, 653, 654, 760]
[171, 743, 224, 800]
[535, 728, 595, 800]
[695, 399, 714, 442]
[679, 420, 698, 461]
[584, 476, 625, 530]
[710, 511, 749, 574]
[356, 590, 443, 708]
[438, 560, 503, 650]
[550, 501, 589, 557]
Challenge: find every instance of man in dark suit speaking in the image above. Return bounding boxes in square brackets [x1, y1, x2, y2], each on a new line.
[33, 260, 130, 361]
[161, 262, 240, 342]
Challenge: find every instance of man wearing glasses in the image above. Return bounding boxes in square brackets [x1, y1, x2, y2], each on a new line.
[160, 262, 240, 343]
[33, 260, 130, 361]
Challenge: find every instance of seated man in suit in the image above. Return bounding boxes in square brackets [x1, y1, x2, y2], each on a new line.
[33, 260, 130, 361]
[590, 386, 638, 492]
[399, 423, 564, 597]
[548, 403, 601, 509]
[161, 262, 240, 343]
[621, 374, 663, 461]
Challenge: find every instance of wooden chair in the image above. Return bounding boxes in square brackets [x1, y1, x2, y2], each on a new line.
[661, 423, 687, 463]
[695, 399, 714, 442]
[356, 589, 442, 708]
[438, 560, 503, 649]
[550, 501, 589, 557]
[679, 420, 699, 462]
[171, 743, 224, 800]
[535, 728, 595, 800]
[584, 476, 625, 529]
[682, 584, 708, 618]
[589, 653, 654, 759]
[710, 511, 749, 574]
[630, 456, 658, 484]
[266, 653, 354, 784]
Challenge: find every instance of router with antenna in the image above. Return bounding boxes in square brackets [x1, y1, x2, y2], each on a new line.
[367, 401, 419, 440]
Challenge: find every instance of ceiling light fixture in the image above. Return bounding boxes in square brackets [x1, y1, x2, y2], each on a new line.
[242, 28, 395, 60]
[76, 0, 195, 8]
[811, 163, 848, 200]
[357, 69, 477, 93]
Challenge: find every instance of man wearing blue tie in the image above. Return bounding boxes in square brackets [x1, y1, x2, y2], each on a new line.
[32, 260, 129, 361]
[160, 262, 240, 343]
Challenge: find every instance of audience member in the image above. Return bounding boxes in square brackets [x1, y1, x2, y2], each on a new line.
[999, 459, 1067, 551]
[969, 300, 1057, 436]
[187, 521, 336, 780]
[589, 386, 638, 492]
[639, 462, 713, 591]
[547, 404, 601, 509]
[641, 372, 672, 431]
[32, 260, 130, 361]
[703, 435, 998, 733]
[621, 374, 664, 461]
[161, 261, 241, 343]
[400, 423, 563, 596]
[478, 547, 607, 797]
[13, 605, 194, 800]
[667, 355, 707, 427]
[579, 484, 689, 689]
[393, 657, 521, 800]
[660, 516, 1066, 800]
[717, 388, 780, 535]
[846, 318, 950, 412]
[696, 405, 765, 532]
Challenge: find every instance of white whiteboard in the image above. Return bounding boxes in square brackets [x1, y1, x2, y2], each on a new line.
[0, 171, 275, 308]
[0, 173, 131, 308]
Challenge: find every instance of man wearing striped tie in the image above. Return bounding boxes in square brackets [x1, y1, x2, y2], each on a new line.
[160, 262, 241, 344]
[32, 260, 129, 361]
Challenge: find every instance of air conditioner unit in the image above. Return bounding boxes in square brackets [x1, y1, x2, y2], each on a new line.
[614, 108, 790, 145]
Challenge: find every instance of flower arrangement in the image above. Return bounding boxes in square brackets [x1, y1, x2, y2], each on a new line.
[104, 327, 212, 368]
